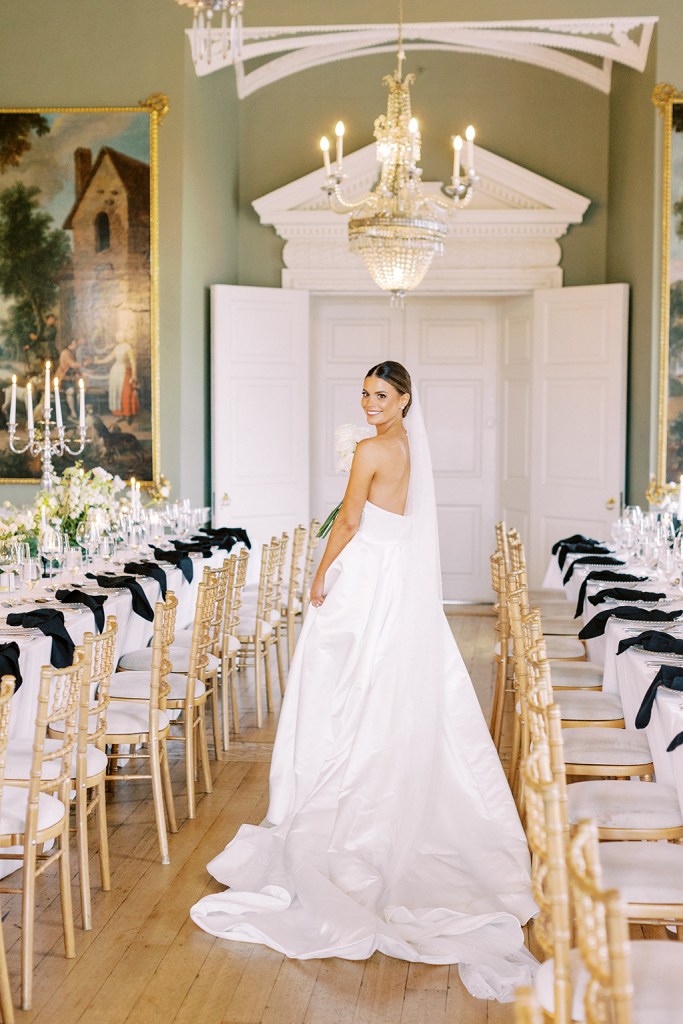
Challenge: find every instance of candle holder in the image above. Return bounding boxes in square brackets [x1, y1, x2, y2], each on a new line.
[8, 413, 88, 492]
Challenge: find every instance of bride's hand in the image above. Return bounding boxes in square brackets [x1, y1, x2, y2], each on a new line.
[310, 573, 325, 608]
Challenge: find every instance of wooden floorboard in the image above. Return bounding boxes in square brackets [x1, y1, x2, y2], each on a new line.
[1, 609, 520, 1023]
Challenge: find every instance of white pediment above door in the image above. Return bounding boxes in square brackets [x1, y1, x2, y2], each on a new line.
[252, 144, 590, 295]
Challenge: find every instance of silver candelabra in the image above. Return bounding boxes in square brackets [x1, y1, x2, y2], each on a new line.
[8, 365, 89, 492]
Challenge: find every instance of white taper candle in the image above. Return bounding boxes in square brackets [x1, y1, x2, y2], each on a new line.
[78, 377, 85, 427]
[9, 376, 16, 426]
[26, 383, 34, 432]
[53, 377, 63, 430]
[44, 361, 51, 419]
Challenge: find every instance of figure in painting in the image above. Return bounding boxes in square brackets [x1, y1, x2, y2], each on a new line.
[95, 336, 140, 422]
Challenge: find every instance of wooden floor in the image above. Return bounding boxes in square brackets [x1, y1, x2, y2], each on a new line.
[4, 606, 523, 1023]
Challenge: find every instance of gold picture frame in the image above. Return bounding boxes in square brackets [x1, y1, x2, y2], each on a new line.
[654, 83, 683, 488]
[0, 93, 167, 486]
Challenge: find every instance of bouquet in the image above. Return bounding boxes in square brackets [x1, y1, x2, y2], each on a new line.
[34, 464, 125, 543]
[318, 424, 373, 539]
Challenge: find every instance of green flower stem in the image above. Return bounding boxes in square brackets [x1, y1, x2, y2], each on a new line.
[317, 502, 342, 539]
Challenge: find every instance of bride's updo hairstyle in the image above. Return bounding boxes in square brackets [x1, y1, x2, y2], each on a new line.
[365, 361, 412, 418]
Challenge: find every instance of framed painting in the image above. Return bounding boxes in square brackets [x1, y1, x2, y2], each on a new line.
[654, 84, 683, 487]
[0, 94, 167, 485]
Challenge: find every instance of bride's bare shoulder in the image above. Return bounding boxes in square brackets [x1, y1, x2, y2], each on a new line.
[356, 434, 407, 467]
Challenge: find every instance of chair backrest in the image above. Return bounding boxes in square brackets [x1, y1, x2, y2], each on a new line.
[568, 820, 633, 1024]
[203, 558, 231, 656]
[79, 615, 118, 754]
[0, 677, 15, 821]
[185, 572, 220, 698]
[522, 741, 573, 1024]
[287, 525, 306, 615]
[26, 653, 84, 825]
[274, 531, 289, 605]
[264, 537, 281, 619]
[151, 591, 179, 717]
[301, 519, 320, 615]
[225, 549, 248, 640]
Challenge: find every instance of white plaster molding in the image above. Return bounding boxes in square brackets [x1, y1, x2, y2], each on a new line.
[252, 143, 589, 297]
[185, 16, 656, 97]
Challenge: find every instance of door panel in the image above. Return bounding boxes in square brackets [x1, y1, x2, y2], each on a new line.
[529, 284, 628, 586]
[211, 285, 309, 551]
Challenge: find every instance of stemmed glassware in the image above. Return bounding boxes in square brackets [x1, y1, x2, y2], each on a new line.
[39, 526, 63, 580]
[75, 520, 100, 567]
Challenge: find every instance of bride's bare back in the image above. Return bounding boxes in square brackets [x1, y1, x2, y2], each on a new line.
[362, 432, 410, 515]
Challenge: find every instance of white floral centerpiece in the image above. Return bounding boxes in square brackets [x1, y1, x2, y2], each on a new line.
[33, 465, 125, 543]
[318, 424, 373, 538]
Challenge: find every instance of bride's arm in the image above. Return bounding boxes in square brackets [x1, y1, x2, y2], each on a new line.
[310, 440, 378, 607]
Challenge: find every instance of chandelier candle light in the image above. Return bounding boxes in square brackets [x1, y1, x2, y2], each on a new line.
[320, 1, 478, 302]
[8, 363, 88, 492]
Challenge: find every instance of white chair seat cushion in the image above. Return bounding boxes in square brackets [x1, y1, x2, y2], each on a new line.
[117, 647, 219, 674]
[534, 949, 586, 1021]
[545, 636, 585, 659]
[106, 702, 171, 736]
[554, 690, 623, 722]
[236, 617, 273, 637]
[550, 661, 603, 689]
[629, 940, 683, 1020]
[5, 739, 108, 782]
[567, 781, 683, 830]
[534, 942, 683, 1022]
[110, 670, 205, 702]
[0, 787, 66, 837]
[600, 841, 683, 905]
[562, 727, 652, 766]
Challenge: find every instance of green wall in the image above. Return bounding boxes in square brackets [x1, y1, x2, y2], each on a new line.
[0, 0, 239, 508]
[2, 0, 683, 508]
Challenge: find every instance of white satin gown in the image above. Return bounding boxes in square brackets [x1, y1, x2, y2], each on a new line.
[191, 501, 536, 1001]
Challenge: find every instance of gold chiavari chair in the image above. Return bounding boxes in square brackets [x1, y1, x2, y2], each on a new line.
[501, 524, 574, 617]
[112, 576, 218, 819]
[514, 987, 544, 1024]
[105, 593, 178, 862]
[272, 532, 289, 694]
[525, 696, 683, 950]
[0, 677, 14, 1024]
[0, 656, 83, 1010]
[285, 525, 306, 663]
[236, 542, 276, 729]
[489, 550, 513, 751]
[222, 549, 248, 739]
[36, 616, 118, 931]
[521, 742, 576, 1024]
[526, 652, 654, 782]
[117, 561, 228, 761]
[568, 819, 683, 1024]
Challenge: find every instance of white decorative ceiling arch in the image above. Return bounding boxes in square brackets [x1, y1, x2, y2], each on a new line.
[253, 143, 590, 295]
[187, 16, 657, 97]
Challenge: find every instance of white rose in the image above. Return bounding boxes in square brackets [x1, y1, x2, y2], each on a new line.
[334, 423, 373, 474]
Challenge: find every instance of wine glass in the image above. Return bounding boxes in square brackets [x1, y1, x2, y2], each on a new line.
[75, 521, 100, 566]
[39, 527, 63, 580]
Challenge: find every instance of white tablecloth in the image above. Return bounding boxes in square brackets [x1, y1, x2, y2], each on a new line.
[547, 542, 683, 814]
[2, 546, 229, 740]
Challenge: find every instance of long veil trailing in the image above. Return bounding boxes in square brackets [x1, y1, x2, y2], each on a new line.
[191, 389, 537, 1002]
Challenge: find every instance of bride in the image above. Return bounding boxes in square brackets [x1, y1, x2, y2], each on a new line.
[191, 361, 536, 1001]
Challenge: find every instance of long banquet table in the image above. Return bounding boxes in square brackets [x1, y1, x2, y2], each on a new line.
[0, 546, 230, 740]
[545, 541, 683, 807]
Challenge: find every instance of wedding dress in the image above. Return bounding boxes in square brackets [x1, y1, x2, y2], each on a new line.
[191, 394, 537, 1002]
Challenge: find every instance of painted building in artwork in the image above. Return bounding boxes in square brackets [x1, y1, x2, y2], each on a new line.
[59, 146, 151, 412]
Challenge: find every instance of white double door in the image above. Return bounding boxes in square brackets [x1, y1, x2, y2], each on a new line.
[211, 284, 628, 599]
[311, 296, 499, 600]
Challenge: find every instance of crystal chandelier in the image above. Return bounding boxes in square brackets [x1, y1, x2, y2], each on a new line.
[320, 2, 477, 302]
[176, 0, 245, 66]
